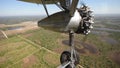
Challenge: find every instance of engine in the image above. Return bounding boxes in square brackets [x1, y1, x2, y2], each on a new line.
[75, 5, 94, 35]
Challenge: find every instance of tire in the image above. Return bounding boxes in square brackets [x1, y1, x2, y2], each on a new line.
[60, 51, 80, 68]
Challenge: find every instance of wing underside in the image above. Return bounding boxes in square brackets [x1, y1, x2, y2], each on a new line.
[19, 0, 60, 4]
[18, 0, 79, 16]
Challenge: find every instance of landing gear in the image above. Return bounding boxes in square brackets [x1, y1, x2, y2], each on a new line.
[60, 51, 79, 68]
[60, 51, 71, 68]
[58, 30, 80, 68]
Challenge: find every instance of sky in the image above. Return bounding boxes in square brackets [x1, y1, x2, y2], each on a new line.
[0, 0, 120, 16]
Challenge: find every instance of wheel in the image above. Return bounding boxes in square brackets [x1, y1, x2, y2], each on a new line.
[60, 51, 80, 68]
[60, 51, 71, 68]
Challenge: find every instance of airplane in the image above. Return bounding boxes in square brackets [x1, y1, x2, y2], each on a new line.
[18, 0, 94, 68]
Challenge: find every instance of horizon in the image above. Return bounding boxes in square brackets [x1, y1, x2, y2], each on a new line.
[1, 14, 120, 17]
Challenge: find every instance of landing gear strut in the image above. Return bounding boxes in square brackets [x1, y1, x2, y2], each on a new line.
[58, 30, 80, 68]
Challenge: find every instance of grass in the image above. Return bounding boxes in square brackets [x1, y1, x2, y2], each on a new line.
[0, 31, 60, 68]
[104, 23, 120, 30]
[109, 32, 120, 42]
[79, 33, 120, 68]
[10, 49, 59, 68]
[25, 28, 62, 50]
[24, 28, 120, 68]
[0, 36, 40, 68]
[0, 27, 120, 68]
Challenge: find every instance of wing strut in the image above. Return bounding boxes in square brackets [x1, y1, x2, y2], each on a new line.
[60, 0, 71, 11]
[69, 0, 79, 16]
[41, 0, 49, 17]
[51, 0, 64, 11]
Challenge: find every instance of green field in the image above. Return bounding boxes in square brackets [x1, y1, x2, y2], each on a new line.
[0, 30, 60, 68]
[0, 27, 120, 68]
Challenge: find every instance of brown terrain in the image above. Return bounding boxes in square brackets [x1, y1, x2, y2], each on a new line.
[0, 21, 39, 36]
[22, 55, 38, 68]
[110, 52, 120, 65]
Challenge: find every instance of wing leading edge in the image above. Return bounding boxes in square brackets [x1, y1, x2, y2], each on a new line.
[18, 0, 60, 4]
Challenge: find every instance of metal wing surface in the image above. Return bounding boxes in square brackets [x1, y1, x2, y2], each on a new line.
[18, 0, 60, 4]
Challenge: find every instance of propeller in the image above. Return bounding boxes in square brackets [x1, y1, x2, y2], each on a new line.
[76, 1, 94, 35]
[75, 1, 94, 44]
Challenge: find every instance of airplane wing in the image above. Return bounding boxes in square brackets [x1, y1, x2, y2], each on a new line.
[18, 0, 60, 4]
[18, 0, 79, 17]
[18, 0, 71, 10]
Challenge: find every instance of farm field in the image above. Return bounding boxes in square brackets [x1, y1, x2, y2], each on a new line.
[0, 15, 120, 68]
[0, 34, 60, 68]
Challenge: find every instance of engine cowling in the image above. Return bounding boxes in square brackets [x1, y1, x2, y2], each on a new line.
[38, 5, 94, 35]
